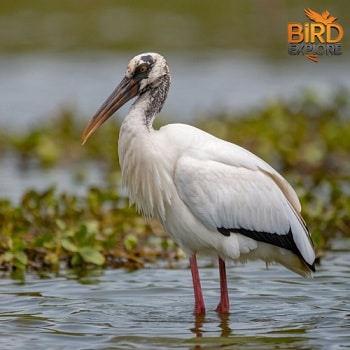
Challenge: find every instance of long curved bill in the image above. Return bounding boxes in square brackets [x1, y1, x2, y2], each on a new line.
[82, 76, 139, 145]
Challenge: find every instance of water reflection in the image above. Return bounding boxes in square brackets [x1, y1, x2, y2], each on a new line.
[190, 313, 232, 340]
[190, 314, 206, 338]
[218, 313, 232, 338]
[187, 312, 317, 350]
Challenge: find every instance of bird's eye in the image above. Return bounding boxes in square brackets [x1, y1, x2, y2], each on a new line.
[139, 65, 148, 73]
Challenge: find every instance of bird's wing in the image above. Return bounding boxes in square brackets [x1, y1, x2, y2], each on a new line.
[321, 10, 337, 23]
[321, 10, 330, 19]
[173, 139, 315, 267]
[304, 8, 322, 22]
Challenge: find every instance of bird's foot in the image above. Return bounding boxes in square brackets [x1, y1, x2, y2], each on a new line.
[215, 302, 229, 314]
[193, 304, 206, 315]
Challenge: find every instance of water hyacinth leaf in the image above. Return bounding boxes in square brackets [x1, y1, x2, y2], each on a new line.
[124, 234, 138, 252]
[79, 247, 105, 265]
[44, 252, 59, 266]
[56, 219, 66, 231]
[14, 251, 28, 265]
[10, 251, 28, 269]
[75, 225, 95, 245]
[71, 253, 82, 267]
[85, 220, 99, 235]
[2, 252, 14, 263]
[61, 238, 78, 253]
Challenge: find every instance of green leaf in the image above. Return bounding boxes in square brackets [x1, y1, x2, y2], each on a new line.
[71, 253, 82, 267]
[56, 219, 66, 231]
[2, 252, 14, 262]
[85, 220, 99, 234]
[14, 251, 28, 266]
[61, 238, 78, 252]
[124, 234, 138, 252]
[79, 247, 105, 266]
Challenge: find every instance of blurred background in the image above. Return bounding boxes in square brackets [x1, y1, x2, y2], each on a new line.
[0, 0, 349, 201]
[0, 0, 350, 128]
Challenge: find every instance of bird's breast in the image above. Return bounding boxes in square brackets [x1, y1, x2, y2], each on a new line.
[118, 124, 175, 221]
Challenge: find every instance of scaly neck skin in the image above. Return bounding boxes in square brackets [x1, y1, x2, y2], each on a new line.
[126, 74, 170, 130]
[118, 74, 172, 220]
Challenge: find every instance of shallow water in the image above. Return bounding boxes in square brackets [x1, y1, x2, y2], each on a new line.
[1, 52, 350, 132]
[0, 239, 349, 350]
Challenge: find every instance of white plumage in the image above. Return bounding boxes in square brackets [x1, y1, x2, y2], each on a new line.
[82, 53, 316, 314]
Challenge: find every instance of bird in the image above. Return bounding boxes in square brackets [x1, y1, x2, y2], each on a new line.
[82, 53, 316, 315]
[304, 8, 338, 25]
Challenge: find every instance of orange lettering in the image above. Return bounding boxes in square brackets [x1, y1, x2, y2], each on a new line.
[327, 23, 344, 43]
[304, 23, 310, 42]
[310, 24, 325, 43]
[288, 23, 303, 43]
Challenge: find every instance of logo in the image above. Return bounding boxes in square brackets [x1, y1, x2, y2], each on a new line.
[288, 9, 344, 62]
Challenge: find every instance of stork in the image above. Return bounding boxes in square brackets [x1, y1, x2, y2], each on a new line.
[82, 53, 316, 314]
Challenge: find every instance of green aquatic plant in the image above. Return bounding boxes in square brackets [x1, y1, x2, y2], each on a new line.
[0, 187, 176, 273]
[0, 90, 349, 274]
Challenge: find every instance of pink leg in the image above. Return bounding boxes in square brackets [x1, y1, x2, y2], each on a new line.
[190, 254, 206, 315]
[215, 257, 230, 314]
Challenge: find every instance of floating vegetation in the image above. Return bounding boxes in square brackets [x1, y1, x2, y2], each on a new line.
[0, 187, 178, 276]
[0, 90, 349, 274]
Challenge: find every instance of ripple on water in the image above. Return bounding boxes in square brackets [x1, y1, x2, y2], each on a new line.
[0, 241, 349, 350]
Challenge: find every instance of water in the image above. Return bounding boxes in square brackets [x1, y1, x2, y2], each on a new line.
[0, 239, 349, 350]
[0, 154, 105, 203]
[1, 52, 350, 132]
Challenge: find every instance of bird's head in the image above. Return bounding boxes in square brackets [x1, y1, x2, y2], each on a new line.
[82, 52, 169, 145]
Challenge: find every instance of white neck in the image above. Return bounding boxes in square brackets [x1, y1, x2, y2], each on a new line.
[117, 91, 172, 221]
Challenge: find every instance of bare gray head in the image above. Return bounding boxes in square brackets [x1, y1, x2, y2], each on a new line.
[82, 53, 171, 144]
[125, 53, 170, 93]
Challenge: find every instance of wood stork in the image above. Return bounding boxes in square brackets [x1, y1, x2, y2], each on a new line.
[82, 53, 316, 315]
